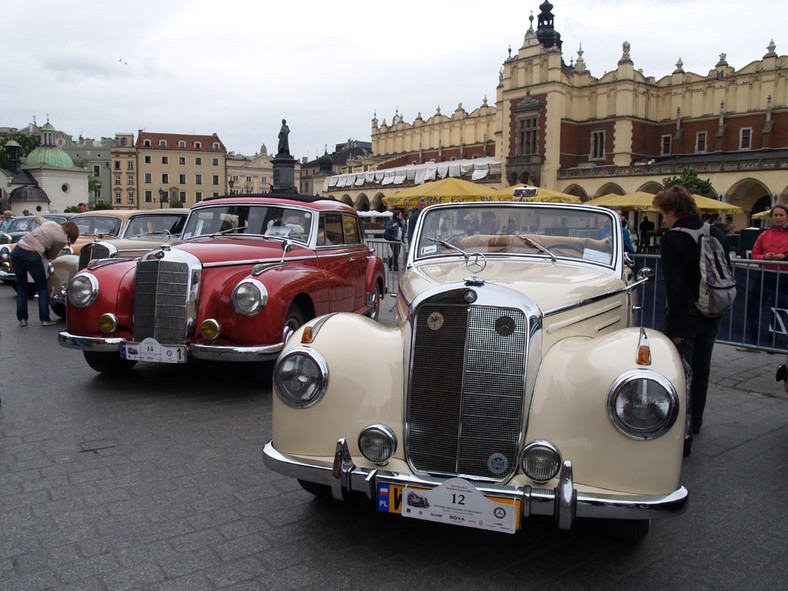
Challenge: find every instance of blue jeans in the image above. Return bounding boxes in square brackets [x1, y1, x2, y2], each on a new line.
[10, 247, 51, 322]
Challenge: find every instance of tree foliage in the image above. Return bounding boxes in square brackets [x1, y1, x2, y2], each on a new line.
[0, 132, 40, 168]
[662, 168, 714, 196]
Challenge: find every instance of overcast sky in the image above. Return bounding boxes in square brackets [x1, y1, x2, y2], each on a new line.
[2, 0, 784, 161]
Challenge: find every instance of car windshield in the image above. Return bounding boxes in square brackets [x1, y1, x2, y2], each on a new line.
[74, 215, 123, 237]
[7, 217, 33, 232]
[414, 204, 617, 267]
[122, 214, 186, 238]
[181, 205, 313, 244]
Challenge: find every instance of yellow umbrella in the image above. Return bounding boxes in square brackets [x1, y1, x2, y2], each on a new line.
[382, 177, 498, 208]
[586, 192, 658, 211]
[691, 195, 743, 214]
[751, 210, 771, 220]
[494, 184, 581, 203]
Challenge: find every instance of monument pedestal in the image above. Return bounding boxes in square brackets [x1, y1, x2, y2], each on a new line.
[272, 154, 298, 194]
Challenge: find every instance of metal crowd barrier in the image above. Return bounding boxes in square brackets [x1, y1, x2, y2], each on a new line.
[635, 254, 786, 353]
[367, 238, 408, 297]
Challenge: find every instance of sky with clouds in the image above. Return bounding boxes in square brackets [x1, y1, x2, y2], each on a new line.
[2, 0, 784, 161]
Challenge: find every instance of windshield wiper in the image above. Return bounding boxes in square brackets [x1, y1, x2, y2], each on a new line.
[427, 236, 473, 261]
[515, 234, 557, 262]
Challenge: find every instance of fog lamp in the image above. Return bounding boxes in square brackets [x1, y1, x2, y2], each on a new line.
[358, 424, 397, 464]
[200, 319, 221, 341]
[521, 440, 561, 483]
[98, 313, 118, 334]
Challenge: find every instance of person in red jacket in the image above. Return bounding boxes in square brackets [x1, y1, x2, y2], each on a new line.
[747, 204, 787, 346]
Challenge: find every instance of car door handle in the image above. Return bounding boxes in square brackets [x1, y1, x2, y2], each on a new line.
[348, 257, 357, 262]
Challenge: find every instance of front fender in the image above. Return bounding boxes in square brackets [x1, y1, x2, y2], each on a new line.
[529, 328, 686, 494]
[47, 254, 79, 299]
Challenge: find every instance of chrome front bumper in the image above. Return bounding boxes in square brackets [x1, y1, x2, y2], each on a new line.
[263, 439, 688, 530]
[58, 331, 286, 362]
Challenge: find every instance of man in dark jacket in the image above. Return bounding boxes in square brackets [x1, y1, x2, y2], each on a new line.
[407, 198, 428, 245]
[652, 186, 731, 455]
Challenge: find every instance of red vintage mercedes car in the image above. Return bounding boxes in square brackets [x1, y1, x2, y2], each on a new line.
[58, 194, 386, 373]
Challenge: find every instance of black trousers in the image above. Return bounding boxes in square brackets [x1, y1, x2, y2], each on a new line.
[676, 312, 720, 432]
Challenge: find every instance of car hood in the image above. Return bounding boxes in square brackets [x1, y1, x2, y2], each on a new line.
[402, 257, 624, 311]
[172, 238, 311, 265]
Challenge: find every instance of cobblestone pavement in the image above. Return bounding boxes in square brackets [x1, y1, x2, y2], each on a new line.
[0, 289, 785, 590]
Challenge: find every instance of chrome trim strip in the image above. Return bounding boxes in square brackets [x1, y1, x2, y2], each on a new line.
[202, 255, 314, 268]
[546, 301, 622, 333]
[262, 440, 689, 525]
[543, 275, 651, 318]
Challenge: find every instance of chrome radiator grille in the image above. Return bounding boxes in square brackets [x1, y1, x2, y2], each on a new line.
[407, 303, 528, 481]
[133, 259, 190, 344]
[79, 243, 111, 270]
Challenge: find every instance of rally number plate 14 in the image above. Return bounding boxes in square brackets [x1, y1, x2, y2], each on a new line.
[121, 338, 186, 364]
[377, 478, 519, 534]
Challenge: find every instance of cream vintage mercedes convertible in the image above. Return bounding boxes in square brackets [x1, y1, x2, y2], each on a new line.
[263, 201, 688, 542]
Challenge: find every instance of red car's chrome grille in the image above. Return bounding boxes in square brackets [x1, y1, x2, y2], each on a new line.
[133, 259, 190, 345]
[407, 303, 527, 481]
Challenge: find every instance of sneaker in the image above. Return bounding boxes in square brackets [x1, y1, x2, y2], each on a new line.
[19, 319, 27, 327]
[41, 320, 58, 326]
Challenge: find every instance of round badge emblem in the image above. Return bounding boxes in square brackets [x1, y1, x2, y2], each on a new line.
[495, 315, 516, 337]
[466, 252, 487, 275]
[487, 452, 508, 475]
[426, 311, 444, 331]
[494, 507, 507, 519]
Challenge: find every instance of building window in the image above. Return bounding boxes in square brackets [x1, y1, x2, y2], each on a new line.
[145, 190, 152, 203]
[178, 140, 186, 148]
[120, 137, 128, 147]
[590, 131, 605, 160]
[162, 173, 169, 183]
[195, 157, 202, 165]
[212, 175, 219, 185]
[127, 174, 134, 185]
[740, 128, 752, 150]
[161, 156, 168, 164]
[144, 139, 151, 147]
[145, 155, 151, 164]
[661, 135, 672, 155]
[195, 191, 203, 202]
[93, 165, 100, 176]
[114, 161, 121, 170]
[127, 161, 134, 170]
[144, 173, 152, 184]
[246, 176, 251, 182]
[212, 192, 219, 197]
[516, 115, 538, 156]
[159, 140, 166, 147]
[179, 174, 186, 184]
[195, 174, 202, 185]
[212, 142, 220, 149]
[115, 191, 122, 203]
[127, 191, 135, 204]
[114, 174, 121, 184]
[179, 157, 185, 165]
[194, 141, 202, 149]
[232, 175, 239, 182]
[696, 132, 707, 153]
[179, 191, 186, 202]
[213, 157, 219, 166]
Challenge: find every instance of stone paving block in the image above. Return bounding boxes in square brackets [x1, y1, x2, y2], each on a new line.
[167, 528, 226, 554]
[56, 553, 120, 584]
[203, 556, 263, 587]
[149, 572, 216, 591]
[158, 547, 221, 578]
[1, 569, 60, 591]
[102, 561, 167, 591]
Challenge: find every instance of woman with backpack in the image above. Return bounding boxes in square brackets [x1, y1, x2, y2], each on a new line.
[383, 209, 406, 271]
[652, 186, 732, 455]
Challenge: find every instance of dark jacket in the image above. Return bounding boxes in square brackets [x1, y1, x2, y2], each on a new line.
[407, 210, 421, 244]
[660, 215, 731, 338]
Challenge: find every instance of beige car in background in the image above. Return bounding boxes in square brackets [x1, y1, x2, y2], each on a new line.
[48, 208, 189, 317]
[264, 201, 688, 543]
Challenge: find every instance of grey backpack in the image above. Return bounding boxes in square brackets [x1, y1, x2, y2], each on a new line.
[672, 223, 737, 318]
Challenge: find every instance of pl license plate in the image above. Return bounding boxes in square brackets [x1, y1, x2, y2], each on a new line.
[121, 338, 186, 364]
[377, 478, 519, 534]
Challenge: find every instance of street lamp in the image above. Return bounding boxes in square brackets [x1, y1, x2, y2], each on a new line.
[158, 188, 168, 209]
[228, 178, 235, 195]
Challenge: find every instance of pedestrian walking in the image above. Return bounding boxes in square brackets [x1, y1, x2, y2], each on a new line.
[652, 186, 731, 454]
[10, 217, 79, 326]
[747, 204, 787, 345]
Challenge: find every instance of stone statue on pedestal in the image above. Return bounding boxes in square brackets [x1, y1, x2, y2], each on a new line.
[278, 119, 290, 156]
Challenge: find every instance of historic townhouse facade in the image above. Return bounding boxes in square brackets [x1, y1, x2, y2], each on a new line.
[135, 132, 227, 209]
[327, 2, 787, 220]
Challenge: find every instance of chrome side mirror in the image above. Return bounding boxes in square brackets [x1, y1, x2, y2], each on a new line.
[636, 267, 654, 282]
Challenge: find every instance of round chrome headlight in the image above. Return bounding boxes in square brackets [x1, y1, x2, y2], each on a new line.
[358, 424, 397, 464]
[0, 246, 10, 261]
[273, 347, 328, 409]
[232, 279, 268, 316]
[67, 273, 99, 308]
[521, 440, 562, 483]
[607, 370, 679, 440]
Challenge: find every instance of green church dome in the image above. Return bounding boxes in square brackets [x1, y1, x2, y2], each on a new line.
[25, 145, 75, 169]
